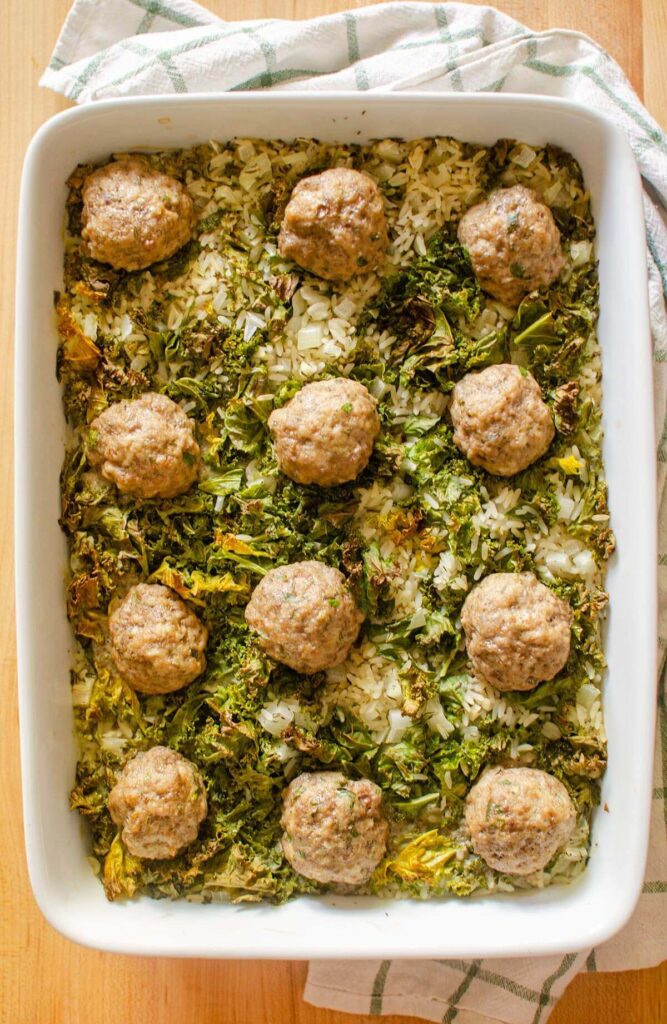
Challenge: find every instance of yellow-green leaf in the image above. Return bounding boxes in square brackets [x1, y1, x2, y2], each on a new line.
[373, 830, 457, 885]
[189, 569, 248, 598]
[103, 834, 142, 901]
[150, 561, 249, 604]
[551, 454, 584, 476]
[57, 298, 100, 371]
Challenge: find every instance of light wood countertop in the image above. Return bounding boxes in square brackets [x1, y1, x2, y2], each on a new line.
[1, 2, 665, 1021]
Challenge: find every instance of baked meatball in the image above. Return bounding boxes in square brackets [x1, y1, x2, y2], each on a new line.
[108, 746, 207, 860]
[460, 572, 572, 692]
[450, 363, 554, 476]
[278, 168, 388, 281]
[81, 158, 195, 271]
[458, 185, 564, 306]
[109, 583, 208, 694]
[88, 392, 200, 499]
[281, 771, 388, 885]
[465, 766, 577, 875]
[245, 561, 363, 674]
[268, 378, 380, 487]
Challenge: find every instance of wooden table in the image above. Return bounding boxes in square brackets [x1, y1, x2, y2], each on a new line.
[1, 2, 665, 1021]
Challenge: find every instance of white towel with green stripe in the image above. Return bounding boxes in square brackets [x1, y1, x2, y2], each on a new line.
[43, 2, 667, 1021]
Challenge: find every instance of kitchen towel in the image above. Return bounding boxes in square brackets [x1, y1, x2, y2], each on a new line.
[43, 3, 667, 1022]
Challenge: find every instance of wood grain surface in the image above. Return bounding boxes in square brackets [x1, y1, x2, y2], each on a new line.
[1, 2, 665, 1022]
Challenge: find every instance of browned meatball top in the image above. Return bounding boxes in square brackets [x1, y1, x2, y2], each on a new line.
[460, 572, 572, 692]
[450, 363, 555, 477]
[88, 392, 200, 499]
[109, 583, 208, 695]
[281, 771, 388, 885]
[108, 746, 207, 860]
[268, 378, 380, 487]
[81, 158, 196, 271]
[245, 561, 363, 675]
[278, 168, 388, 281]
[458, 185, 564, 306]
[465, 767, 577, 875]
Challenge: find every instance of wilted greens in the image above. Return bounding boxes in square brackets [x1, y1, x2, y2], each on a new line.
[58, 137, 609, 903]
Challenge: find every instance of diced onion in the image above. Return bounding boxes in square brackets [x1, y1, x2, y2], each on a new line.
[237, 141, 255, 163]
[258, 701, 295, 736]
[570, 240, 593, 267]
[307, 302, 331, 322]
[512, 144, 537, 168]
[577, 682, 599, 710]
[385, 708, 413, 744]
[297, 324, 323, 350]
[333, 297, 357, 320]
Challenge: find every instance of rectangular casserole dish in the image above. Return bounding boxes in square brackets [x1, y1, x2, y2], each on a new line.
[15, 92, 656, 959]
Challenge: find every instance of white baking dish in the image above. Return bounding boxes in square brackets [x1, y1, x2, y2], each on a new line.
[15, 93, 656, 959]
